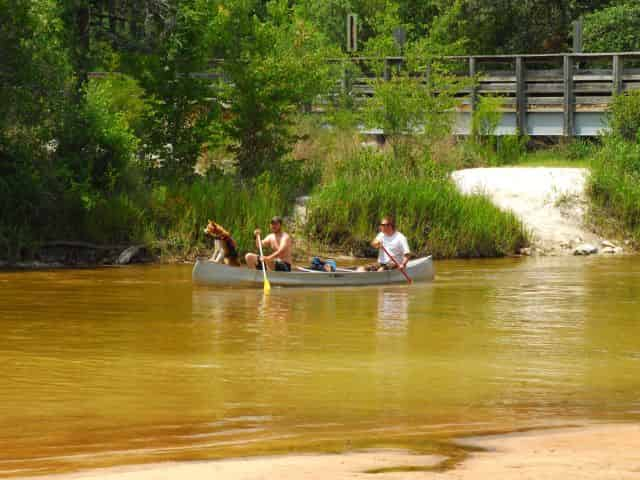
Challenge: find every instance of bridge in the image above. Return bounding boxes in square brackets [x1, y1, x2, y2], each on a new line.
[90, 51, 640, 137]
[334, 52, 640, 137]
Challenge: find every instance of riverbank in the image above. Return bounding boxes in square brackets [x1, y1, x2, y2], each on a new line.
[15, 423, 640, 480]
[452, 167, 634, 256]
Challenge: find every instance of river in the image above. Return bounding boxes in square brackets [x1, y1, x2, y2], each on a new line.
[1, 256, 639, 477]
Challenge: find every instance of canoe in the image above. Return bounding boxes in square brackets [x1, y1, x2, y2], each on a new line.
[192, 256, 434, 287]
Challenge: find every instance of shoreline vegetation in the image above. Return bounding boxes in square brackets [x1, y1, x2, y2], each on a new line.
[2, 2, 640, 268]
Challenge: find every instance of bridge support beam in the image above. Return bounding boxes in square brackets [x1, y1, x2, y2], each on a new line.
[469, 57, 477, 112]
[515, 57, 527, 136]
[563, 56, 574, 138]
[613, 55, 623, 96]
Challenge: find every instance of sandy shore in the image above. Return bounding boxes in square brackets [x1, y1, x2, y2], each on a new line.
[452, 167, 610, 254]
[18, 423, 640, 480]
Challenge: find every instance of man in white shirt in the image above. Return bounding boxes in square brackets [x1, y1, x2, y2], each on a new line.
[359, 216, 411, 272]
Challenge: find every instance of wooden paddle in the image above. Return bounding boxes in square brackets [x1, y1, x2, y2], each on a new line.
[256, 233, 271, 293]
[380, 243, 412, 284]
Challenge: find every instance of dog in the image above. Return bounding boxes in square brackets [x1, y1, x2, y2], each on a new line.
[204, 220, 241, 266]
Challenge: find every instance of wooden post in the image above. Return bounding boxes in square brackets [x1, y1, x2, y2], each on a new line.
[383, 57, 391, 81]
[563, 55, 574, 138]
[341, 62, 349, 94]
[469, 57, 477, 112]
[515, 56, 527, 136]
[612, 54, 623, 96]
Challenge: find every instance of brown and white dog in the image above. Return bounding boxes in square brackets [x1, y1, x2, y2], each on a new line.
[204, 220, 240, 266]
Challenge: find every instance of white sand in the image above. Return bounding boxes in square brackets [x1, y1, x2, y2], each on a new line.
[17, 424, 640, 480]
[452, 167, 603, 254]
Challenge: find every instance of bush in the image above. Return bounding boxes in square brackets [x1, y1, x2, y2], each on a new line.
[145, 157, 318, 257]
[471, 96, 503, 138]
[306, 149, 529, 258]
[583, 3, 640, 53]
[589, 136, 640, 244]
[608, 90, 640, 142]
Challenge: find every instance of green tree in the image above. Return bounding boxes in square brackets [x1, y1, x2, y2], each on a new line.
[0, 0, 72, 257]
[428, 0, 615, 54]
[212, 0, 338, 178]
[583, 1, 640, 52]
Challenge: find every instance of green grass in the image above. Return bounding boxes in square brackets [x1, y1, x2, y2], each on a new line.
[144, 164, 315, 258]
[510, 151, 591, 168]
[502, 138, 599, 168]
[305, 149, 530, 259]
[588, 137, 640, 245]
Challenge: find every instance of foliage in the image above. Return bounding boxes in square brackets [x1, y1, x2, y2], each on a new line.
[294, 0, 355, 48]
[471, 96, 503, 138]
[583, 2, 640, 52]
[146, 160, 316, 256]
[55, 84, 140, 199]
[212, 0, 339, 178]
[589, 135, 640, 244]
[0, 0, 71, 259]
[86, 75, 155, 136]
[361, 29, 472, 165]
[130, 0, 223, 179]
[462, 96, 528, 167]
[305, 148, 529, 258]
[4, 0, 637, 262]
[422, 0, 615, 55]
[608, 90, 640, 142]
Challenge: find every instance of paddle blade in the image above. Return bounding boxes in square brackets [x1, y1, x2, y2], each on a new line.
[263, 277, 271, 293]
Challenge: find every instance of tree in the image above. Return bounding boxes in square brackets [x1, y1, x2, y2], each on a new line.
[212, 0, 338, 178]
[425, 0, 616, 55]
[583, 1, 640, 52]
[362, 37, 471, 168]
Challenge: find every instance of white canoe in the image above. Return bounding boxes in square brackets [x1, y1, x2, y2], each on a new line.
[192, 256, 434, 287]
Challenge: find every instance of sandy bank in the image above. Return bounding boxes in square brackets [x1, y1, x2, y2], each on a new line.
[19, 423, 640, 480]
[452, 167, 615, 255]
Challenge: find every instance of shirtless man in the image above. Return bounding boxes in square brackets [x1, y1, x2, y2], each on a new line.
[245, 216, 293, 272]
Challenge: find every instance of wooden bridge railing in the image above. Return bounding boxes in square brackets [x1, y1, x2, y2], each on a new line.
[90, 51, 640, 136]
[332, 52, 640, 137]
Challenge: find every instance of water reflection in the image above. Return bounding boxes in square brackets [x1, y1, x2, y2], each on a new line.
[376, 289, 409, 333]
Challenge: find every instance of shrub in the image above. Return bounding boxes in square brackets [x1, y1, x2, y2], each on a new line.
[306, 149, 529, 258]
[583, 3, 640, 53]
[471, 96, 503, 138]
[496, 134, 528, 165]
[589, 136, 640, 244]
[608, 90, 640, 142]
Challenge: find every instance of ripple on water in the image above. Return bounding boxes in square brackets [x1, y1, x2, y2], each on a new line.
[1, 258, 639, 475]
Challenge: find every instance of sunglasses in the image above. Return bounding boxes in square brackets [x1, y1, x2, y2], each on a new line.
[380, 223, 391, 227]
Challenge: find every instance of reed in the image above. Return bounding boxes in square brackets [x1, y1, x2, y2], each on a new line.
[146, 164, 314, 258]
[588, 137, 640, 244]
[305, 149, 529, 258]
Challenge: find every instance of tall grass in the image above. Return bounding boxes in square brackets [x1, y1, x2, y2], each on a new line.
[147, 175, 296, 256]
[305, 149, 529, 258]
[144, 158, 316, 257]
[588, 136, 640, 244]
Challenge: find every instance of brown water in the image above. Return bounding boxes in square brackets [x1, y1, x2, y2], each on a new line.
[1, 256, 639, 477]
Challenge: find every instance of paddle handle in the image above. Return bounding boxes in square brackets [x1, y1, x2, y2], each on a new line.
[256, 234, 271, 292]
[380, 243, 412, 284]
